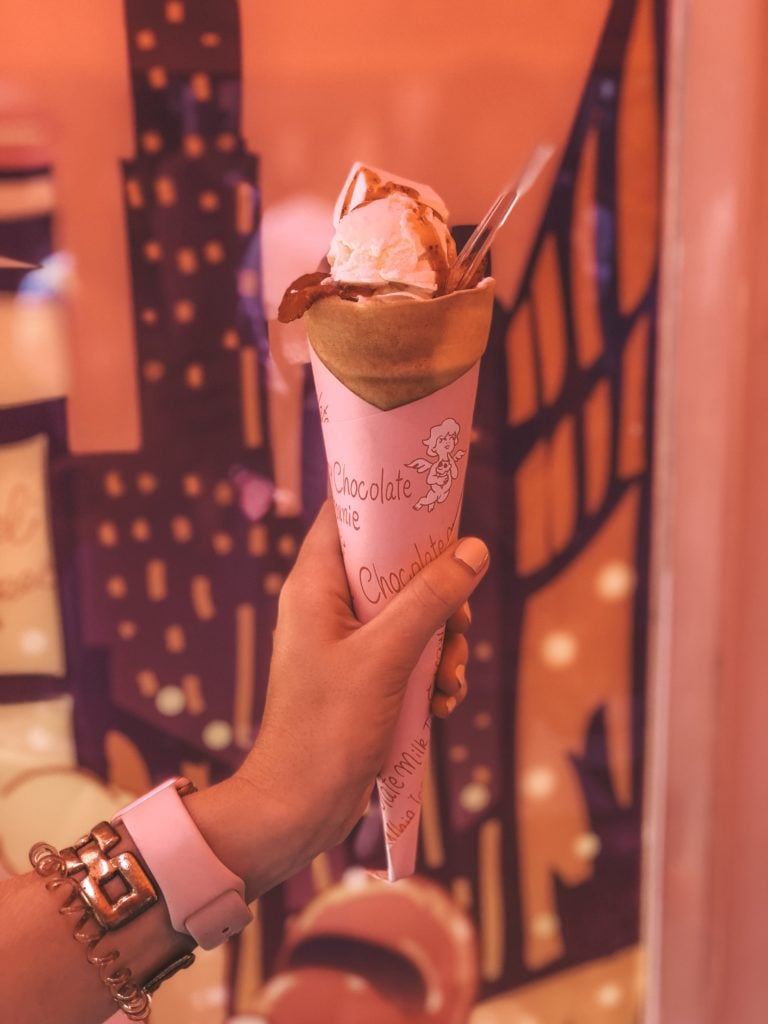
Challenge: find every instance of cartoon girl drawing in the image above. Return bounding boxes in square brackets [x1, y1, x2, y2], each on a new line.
[407, 417, 465, 511]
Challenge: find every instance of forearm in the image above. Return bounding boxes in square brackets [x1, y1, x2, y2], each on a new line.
[0, 836, 193, 1024]
[0, 771, 312, 1024]
[0, 500, 487, 1024]
[184, 773, 320, 903]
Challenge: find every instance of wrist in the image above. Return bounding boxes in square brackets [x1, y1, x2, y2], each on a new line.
[183, 766, 315, 903]
[241, 734, 368, 859]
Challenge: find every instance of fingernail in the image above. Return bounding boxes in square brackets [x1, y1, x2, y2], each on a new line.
[454, 538, 489, 574]
[445, 697, 457, 713]
[462, 601, 472, 625]
[455, 664, 466, 691]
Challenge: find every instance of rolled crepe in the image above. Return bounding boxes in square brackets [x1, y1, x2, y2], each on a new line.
[306, 278, 494, 879]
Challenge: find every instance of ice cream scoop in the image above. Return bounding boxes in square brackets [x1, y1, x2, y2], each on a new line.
[278, 164, 457, 322]
[327, 163, 456, 295]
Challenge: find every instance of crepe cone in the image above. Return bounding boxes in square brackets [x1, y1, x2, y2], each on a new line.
[306, 278, 494, 410]
[304, 278, 494, 880]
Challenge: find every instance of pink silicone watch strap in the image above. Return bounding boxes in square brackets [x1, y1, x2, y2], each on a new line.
[114, 778, 252, 950]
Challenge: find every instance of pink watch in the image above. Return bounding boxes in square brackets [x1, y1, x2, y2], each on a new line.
[113, 777, 252, 950]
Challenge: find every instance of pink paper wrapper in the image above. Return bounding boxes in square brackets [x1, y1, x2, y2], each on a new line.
[310, 349, 481, 880]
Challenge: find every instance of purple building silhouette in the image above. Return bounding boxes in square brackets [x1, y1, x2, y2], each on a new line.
[72, 0, 300, 775]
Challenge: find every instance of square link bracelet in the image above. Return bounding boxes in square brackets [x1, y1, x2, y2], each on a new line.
[29, 820, 195, 1021]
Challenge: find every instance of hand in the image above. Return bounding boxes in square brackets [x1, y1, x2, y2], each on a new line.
[0, 500, 490, 1024]
[220, 500, 489, 895]
[431, 601, 472, 719]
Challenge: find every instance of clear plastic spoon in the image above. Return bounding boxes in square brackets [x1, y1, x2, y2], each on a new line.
[445, 143, 556, 293]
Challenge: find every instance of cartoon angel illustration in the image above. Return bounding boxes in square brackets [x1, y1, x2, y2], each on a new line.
[407, 417, 465, 511]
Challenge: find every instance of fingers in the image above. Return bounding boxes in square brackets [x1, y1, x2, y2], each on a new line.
[446, 601, 471, 635]
[290, 500, 339, 573]
[435, 632, 468, 697]
[281, 500, 352, 609]
[432, 666, 468, 718]
[364, 537, 490, 669]
[431, 632, 469, 718]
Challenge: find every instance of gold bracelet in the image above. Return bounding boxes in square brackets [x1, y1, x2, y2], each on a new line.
[29, 823, 195, 1021]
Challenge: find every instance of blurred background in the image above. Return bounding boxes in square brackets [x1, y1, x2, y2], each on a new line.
[0, 1, 765, 1022]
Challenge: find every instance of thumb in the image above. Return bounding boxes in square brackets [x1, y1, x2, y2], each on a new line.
[363, 537, 490, 667]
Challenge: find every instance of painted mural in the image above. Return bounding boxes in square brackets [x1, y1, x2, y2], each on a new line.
[0, 0, 661, 1019]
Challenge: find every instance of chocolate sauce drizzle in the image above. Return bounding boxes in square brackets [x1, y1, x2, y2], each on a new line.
[277, 272, 376, 323]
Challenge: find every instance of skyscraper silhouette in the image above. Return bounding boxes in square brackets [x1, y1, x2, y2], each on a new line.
[73, 0, 298, 771]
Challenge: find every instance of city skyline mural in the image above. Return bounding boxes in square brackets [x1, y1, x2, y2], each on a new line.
[0, 1, 661, 1019]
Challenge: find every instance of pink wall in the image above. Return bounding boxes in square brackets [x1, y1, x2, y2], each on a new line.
[647, 1, 768, 1021]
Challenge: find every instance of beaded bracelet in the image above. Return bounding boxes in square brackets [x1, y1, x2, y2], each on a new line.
[29, 822, 195, 1022]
